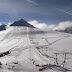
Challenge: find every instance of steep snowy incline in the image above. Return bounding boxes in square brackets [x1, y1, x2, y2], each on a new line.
[0, 23, 71, 72]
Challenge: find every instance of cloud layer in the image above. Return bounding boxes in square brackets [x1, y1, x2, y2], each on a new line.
[28, 20, 48, 30]
[53, 21, 72, 30]
[28, 20, 72, 31]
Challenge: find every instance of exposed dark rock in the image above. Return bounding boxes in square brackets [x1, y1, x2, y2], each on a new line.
[0, 24, 6, 31]
[10, 19, 34, 28]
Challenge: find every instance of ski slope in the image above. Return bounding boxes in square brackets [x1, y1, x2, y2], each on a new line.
[0, 26, 72, 72]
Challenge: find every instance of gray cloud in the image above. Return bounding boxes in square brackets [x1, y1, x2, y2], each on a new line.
[0, 0, 37, 15]
[0, 0, 72, 25]
[0, 0, 19, 15]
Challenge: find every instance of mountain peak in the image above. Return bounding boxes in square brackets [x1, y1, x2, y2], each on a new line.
[20, 19, 24, 21]
[10, 19, 34, 28]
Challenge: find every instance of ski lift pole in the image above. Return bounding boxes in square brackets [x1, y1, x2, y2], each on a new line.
[55, 53, 58, 66]
[63, 53, 66, 68]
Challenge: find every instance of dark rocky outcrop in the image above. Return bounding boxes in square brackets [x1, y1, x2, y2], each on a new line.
[10, 19, 34, 28]
[0, 24, 6, 31]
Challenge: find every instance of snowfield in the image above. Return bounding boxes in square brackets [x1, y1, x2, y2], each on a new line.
[0, 26, 72, 72]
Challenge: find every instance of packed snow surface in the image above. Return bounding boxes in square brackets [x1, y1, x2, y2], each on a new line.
[0, 26, 72, 72]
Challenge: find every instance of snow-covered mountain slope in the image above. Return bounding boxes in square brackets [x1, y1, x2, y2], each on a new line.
[0, 20, 72, 72]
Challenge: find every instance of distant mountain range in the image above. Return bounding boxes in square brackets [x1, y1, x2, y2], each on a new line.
[1, 19, 72, 34]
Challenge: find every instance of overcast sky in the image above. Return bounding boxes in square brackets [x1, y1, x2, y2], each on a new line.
[0, 0, 72, 25]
